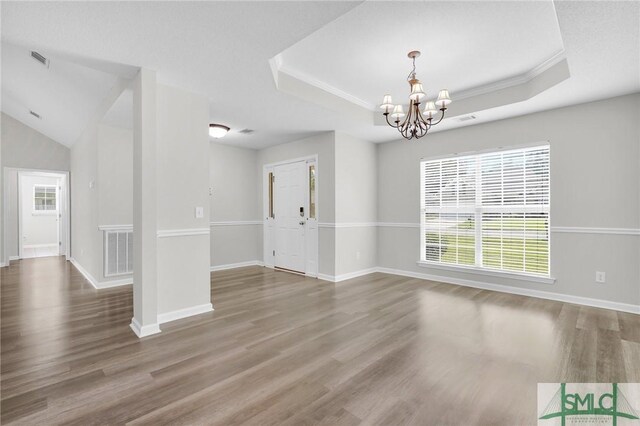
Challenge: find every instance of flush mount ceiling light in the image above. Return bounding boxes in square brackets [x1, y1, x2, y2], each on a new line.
[209, 124, 230, 138]
[380, 51, 452, 140]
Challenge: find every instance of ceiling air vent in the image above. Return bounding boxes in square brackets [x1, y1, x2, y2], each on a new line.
[458, 115, 476, 122]
[30, 51, 50, 67]
[239, 129, 254, 135]
[29, 110, 41, 119]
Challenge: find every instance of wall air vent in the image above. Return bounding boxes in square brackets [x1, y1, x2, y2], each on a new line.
[30, 51, 50, 67]
[239, 129, 254, 134]
[458, 115, 477, 122]
[29, 110, 41, 119]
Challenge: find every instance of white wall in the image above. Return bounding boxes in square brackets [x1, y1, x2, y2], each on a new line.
[376, 93, 640, 307]
[257, 132, 336, 276]
[20, 175, 58, 247]
[209, 142, 261, 267]
[334, 132, 377, 276]
[1, 113, 70, 262]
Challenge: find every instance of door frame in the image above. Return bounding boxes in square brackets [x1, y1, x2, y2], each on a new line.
[263, 155, 318, 278]
[3, 167, 70, 264]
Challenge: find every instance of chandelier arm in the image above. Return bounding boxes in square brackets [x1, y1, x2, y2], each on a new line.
[384, 113, 401, 129]
[430, 108, 448, 126]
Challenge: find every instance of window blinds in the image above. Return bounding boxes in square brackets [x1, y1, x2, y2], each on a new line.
[421, 145, 550, 276]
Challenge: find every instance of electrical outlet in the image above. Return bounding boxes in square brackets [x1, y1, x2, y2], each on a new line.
[596, 271, 606, 283]
[195, 207, 204, 219]
[356, 251, 361, 260]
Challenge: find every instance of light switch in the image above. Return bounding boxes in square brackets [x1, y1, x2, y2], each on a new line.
[195, 206, 204, 218]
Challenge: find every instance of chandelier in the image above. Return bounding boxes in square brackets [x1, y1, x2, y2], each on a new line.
[380, 51, 452, 140]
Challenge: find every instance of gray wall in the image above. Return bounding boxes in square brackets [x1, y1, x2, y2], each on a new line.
[334, 132, 377, 276]
[1, 113, 70, 262]
[155, 83, 211, 316]
[376, 93, 640, 306]
[70, 117, 101, 280]
[209, 142, 261, 267]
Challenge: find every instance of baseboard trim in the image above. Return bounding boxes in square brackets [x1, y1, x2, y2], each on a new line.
[318, 267, 378, 283]
[0, 262, 6, 268]
[23, 243, 58, 249]
[158, 303, 214, 325]
[69, 257, 100, 289]
[375, 267, 640, 315]
[9, 256, 19, 261]
[210, 260, 264, 272]
[96, 278, 132, 289]
[69, 258, 132, 289]
[130, 318, 161, 338]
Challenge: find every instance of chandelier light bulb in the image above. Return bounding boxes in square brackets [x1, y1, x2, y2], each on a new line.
[436, 89, 452, 107]
[380, 94, 394, 112]
[424, 101, 438, 119]
[391, 105, 405, 119]
[409, 81, 426, 101]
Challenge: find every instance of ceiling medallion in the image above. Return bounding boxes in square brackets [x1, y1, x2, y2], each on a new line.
[380, 51, 452, 140]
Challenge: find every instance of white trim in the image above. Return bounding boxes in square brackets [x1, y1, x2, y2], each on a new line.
[156, 228, 210, 238]
[318, 222, 377, 228]
[23, 243, 58, 249]
[9, 256, 19, 261]
[210, 221, 262, 227]
[210, 260, 264, 272]
[421, 141, 550, 162]
[98, 224, 133, 232]
[69, 257, 100, 288]
[552, 227, 640, 236]
[453, 50, 566, 101]
[376, 267, 640, 315]
[417, 261, 555, 285]
[157, 303, 214, 325]
[277, 63, 376, 110]
[70, 257, 132, 289]
[318, 267, 379, 283]
[377, 222, 420, 228]
[0, 262, 6, 268]
[274, 50, 565, 111]
[262, 154, 319, 169]
[96, 278, 132, 289]
[129, 318, 161, 338]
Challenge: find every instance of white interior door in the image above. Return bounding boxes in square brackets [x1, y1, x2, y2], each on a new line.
[274, 161, 306, 273]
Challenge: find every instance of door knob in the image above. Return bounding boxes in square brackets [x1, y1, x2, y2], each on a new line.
[299, 221, 306, 225]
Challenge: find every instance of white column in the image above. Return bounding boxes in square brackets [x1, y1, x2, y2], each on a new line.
[130, 69, 160, 337]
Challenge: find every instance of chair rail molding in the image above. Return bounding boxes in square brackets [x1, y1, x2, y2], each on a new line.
[156, 228, 210, 238]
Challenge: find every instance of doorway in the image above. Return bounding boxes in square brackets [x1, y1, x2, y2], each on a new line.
[3, 168, 70, 263]
[263, 156, 318, 277]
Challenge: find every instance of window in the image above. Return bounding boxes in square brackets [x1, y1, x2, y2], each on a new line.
[309, 165, 316, 219]
[33, 185, 57, 213]
[420, 145, 550, 276]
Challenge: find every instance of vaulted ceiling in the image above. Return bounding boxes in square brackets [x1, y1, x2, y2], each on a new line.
[1, 1, 638, 149]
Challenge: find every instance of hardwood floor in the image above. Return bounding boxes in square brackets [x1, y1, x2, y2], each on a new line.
[1, 257, 638, 425]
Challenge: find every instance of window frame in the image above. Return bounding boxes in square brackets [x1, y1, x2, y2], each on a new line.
[33, 184, 58, 215]
[418, 143, 553, 283]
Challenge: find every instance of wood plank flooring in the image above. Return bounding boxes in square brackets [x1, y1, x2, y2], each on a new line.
[1, 256, 638, 425]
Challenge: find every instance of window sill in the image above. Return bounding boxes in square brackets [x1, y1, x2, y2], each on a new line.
[416, 261, 556, 285]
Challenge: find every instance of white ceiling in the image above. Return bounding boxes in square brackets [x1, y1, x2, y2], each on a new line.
[1, 1, 638, 149]
[279, 1, 565, 108]
[1, 42, 122, 147]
